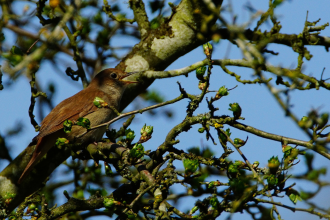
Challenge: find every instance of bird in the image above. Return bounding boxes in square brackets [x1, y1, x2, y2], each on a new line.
[18, 68, 137, 184]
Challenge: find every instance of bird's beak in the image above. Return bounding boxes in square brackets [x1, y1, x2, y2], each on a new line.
[120, 71, 139, 84]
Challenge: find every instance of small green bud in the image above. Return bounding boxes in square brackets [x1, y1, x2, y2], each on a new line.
[198, 127, 205, 133]
[196, 66, 206, 80]
[183, 158, 199, 175]
[93, 97, 108, 108]
[210, 196, 219, 208]
[282, 145, 292, 155]
[28, 203, 37, 210]
[75, 190, 84, 199]
[76, 117, 91, 129]
[219, 128, 231, 144]
[140, 124, 153, 142]
[267, 174, 278, 187]
[298, 116, 313, 129]
[268, 156, 280, 174]
[234, 160, 245, 167]
[130, 143, 145, 159]
[140, 124, 153, 135]
[63, 120, 73, 133]
[125, 128, 135, 142]
[228, 163, 239, 177]
[234, 138, 245, 146]
[198, 81, 206, 90]
[217, 86, 229, 96]
[150, 18, 160, 29]
[55, 137, 69, 146]
[202, 42, 213, 56]
[208, 180, 221, 188]
[252, 161, 260, 169]
[229, 103, 242, 119]
[103, 198, 115, 209]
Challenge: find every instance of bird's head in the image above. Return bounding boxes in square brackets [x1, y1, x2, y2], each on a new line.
[91, 68, 138, 94]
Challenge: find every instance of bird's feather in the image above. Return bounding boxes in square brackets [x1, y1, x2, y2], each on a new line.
[18, 87, 110, 184]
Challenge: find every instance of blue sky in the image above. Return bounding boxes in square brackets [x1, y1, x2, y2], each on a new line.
[1, 0, 330, 219]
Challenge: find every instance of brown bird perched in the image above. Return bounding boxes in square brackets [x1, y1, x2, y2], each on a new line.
[18, 68, 137, 184]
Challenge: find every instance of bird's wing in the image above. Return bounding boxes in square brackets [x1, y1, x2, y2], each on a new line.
[18, 88, 108, 184]
[35, 87, 108, 140]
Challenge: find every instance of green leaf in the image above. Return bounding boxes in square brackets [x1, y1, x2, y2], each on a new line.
[183, 158, 199, 175]
[287, 188, 302, 204]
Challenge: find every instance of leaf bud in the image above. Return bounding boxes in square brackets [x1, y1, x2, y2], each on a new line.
[76, 117, 91, 129]
[103, 198, 115, 209]
[202, 42, 213, 56]
[130, 143, 145, 159]
[55, 137, 69, 147]
[228, 103, 242, 119]
[196, 66, 206, 80]
[125, 128, 135, 142]
[63, 120, 73, 133]
[210, 196, 219, 208]
[198, 127, 205, 133]
[140, 124, 153, 135]
[234, 138, 245, 147]
[93, 97, 108, 108]
[268, 156, 280, 174]
[198, 81, 206, 90]
[267, 174, 278, 187]
[252, 161, 260, 169]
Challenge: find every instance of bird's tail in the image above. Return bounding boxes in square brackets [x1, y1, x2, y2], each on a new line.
[18, 137, 46, 184]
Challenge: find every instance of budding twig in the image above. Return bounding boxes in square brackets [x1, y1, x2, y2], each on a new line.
[75, 94, 186, 138]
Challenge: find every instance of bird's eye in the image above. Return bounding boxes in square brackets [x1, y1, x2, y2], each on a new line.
[110, 73, 117, 79]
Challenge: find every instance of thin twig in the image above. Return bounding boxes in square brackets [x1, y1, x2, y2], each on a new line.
[75, 94, 185, 138]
